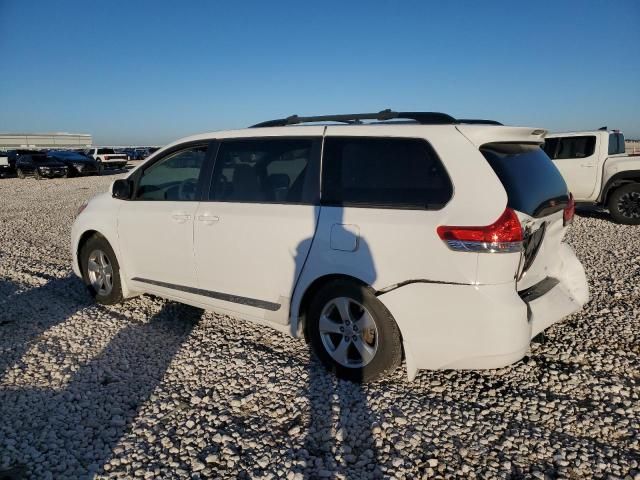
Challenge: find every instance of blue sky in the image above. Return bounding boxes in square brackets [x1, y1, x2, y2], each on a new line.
[1, 0, 638, 144]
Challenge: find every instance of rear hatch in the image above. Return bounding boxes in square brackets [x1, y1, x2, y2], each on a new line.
[479, 143, 571, 291]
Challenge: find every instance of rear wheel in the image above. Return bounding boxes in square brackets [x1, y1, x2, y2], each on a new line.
[17, 169, 25, 179]
[80, 235, 123, 305]
[34, 169, 42, 180]
[608, 183, 640, 225]
[306, 279, 402, 383]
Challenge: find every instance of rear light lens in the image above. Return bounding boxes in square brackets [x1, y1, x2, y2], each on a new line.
[437, 208, 523, 253]
[563, 193, 575, 226]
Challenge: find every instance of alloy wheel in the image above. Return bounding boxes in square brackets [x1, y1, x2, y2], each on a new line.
[87, 249, 114, 296]
[318, 297, 379, 368]
[617, 191, 640, 219]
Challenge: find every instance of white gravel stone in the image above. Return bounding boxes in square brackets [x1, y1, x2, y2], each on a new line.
[0, 176, 638, 479]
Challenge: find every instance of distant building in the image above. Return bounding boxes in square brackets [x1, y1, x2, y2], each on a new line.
[0, 132, 92, 150]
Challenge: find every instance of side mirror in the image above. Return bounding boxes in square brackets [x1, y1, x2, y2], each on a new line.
[112, 179, 132, 200]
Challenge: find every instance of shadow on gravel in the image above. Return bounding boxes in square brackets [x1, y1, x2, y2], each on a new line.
[0, 302, 200, 478]
[0, 275, 90, 379]
[302, 356, 382, 479]
[575, 205, 613, 222]
[295, 214, 382, 478]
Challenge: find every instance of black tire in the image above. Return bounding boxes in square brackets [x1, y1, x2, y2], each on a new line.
[306, 279, 402, 383]
[17, 169, 25, 179]
[608, 183, 640, 225]
[34, 169, 42, 180]
[79, 235, 124, 305]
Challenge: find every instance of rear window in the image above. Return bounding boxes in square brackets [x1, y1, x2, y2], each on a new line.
[544, 136, 596, 159]
[481, 143, 568, 218]
[608, 133, 626, 155]
[98, 148, 115, 154]
[322, 137, 453, 209]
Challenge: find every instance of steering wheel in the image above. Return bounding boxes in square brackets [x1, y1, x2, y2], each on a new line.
[178, 178, 198, 201]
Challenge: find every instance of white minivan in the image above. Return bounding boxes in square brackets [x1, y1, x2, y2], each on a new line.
[71, 111, 589, 382]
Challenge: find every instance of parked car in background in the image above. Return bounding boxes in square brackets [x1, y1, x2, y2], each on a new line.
[142, 147, 160, 158]
[0, 151, 10, 177]
[544, 128, 640, 224]
[84, 147, 128, 170]
[47, 151, 101, 176]
[16, 153, 68, 179]
[6, 149, 42, 174]
[72, 110, 588, 382]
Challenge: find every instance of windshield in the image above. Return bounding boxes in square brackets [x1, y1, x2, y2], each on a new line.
[481, 143, 569, 217]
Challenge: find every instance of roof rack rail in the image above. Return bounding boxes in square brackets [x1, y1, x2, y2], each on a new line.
[250, 109, 463, 128]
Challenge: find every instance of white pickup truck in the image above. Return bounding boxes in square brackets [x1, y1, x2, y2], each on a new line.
[544, 129, 640, 224]
[84, 147, 128, 171]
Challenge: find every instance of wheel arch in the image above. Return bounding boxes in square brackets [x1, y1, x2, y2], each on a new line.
[75, 229, 135, 298]
[601, 170, 640, 204]
[293, 273, 371, 340]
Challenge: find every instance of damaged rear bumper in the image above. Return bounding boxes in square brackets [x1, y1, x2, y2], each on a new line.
[377, 243, 589, 380]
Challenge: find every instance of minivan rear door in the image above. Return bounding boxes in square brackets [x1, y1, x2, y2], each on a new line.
[479, 142, 571, 291]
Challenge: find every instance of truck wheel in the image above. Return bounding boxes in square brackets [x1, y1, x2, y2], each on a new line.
[608, 183, 640, 225]
[34, 169, 42, 180]
[306, 279, 402, 383]
[80, 235, 124, 305]
[17, 169, 25, 179]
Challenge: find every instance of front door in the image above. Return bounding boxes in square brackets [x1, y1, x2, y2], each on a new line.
[118, 144, 209, 294]
[193, 135, 322, 324]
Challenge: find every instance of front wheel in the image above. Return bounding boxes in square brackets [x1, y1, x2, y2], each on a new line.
[34, 169, 42, 180]
[17, 169, 25, 179]
[608, 183, 640, 225]
[80, 235, 124, 304]
[306, 280, 402, 383]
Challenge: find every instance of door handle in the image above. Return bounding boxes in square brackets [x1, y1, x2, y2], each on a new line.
[580, 163, 594, 168]
[198, 214, 220, 224]
[171, 213, 192, 223]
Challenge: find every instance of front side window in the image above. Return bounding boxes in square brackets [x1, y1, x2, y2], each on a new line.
[321, 137, 452, 209]
[544, 136, 596, 159]
[135, 145, 207, 201]
[208, 138, 318, 204]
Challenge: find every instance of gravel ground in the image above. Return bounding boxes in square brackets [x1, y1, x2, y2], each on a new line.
[0, 173, 638, 480]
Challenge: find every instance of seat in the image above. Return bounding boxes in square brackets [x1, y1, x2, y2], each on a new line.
[229, 163, 263, 201]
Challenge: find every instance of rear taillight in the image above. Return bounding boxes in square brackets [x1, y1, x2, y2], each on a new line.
[563, 193, 575, 226]
[437, 208, 523, 253]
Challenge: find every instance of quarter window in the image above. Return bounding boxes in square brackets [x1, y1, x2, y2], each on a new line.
[135, 145, 207, 201]
[321, 137, 452, 209]
[208, 138, 318, 204]
[608, 133, 626, 155]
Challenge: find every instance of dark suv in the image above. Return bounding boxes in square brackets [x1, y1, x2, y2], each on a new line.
[16, 153, 69, 179]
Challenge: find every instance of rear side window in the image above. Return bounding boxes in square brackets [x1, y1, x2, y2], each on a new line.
[209, 138, 319, 204]
[322, 137, 452, 209]
[481, 143, 568, 218]
[608, 133, 625, 155]
[544, 136, 596, 159]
